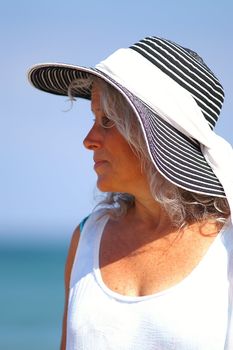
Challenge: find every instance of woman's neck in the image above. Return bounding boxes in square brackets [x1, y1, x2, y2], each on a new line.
[127, 192, 173, 234]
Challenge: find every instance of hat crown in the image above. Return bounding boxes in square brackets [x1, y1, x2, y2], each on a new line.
[130, 36, 224, 129]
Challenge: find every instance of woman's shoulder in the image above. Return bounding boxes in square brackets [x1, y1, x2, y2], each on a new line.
[66, 209, 110, 279]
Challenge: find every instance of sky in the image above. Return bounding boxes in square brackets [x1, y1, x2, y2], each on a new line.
[1, 0, 233, 243]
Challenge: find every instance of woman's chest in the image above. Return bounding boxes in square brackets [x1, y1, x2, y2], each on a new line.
[99, 227, 219, 297]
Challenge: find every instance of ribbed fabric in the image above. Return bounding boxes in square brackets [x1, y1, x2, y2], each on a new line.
[66, 211, 233, 350]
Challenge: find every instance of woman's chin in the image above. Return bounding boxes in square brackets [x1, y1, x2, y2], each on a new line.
[96, 181, 114, 192]
[96, 176, 119, 193]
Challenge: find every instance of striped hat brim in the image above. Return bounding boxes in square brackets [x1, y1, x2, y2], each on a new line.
[120, 84, 225, 197]
[28, 62, 225, 197]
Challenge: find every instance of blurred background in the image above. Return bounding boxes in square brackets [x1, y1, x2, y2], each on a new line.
[0, 0, 232, 349]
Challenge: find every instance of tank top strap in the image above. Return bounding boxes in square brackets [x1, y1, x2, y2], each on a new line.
[70, 210, 109, 289]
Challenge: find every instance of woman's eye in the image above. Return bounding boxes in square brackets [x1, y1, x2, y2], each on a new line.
[100, 116, 115, 128]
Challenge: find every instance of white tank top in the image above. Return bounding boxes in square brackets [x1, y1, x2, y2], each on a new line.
[66, 211, 233, 350]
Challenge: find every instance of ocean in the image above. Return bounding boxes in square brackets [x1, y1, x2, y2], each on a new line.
[0, 239, 68, 350]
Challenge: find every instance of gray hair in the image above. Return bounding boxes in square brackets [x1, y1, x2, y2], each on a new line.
[68, 77, 230, 228]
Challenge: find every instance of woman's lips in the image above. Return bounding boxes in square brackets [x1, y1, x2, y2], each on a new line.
[94, 160, 108, 170]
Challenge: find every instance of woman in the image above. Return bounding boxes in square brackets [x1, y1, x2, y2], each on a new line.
[28, 36, 233, 349]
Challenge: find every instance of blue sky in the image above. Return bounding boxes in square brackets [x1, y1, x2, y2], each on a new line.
[1, 0, 233, 242]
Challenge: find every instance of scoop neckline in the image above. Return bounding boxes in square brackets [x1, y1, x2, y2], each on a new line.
[93, 216, 230, 302]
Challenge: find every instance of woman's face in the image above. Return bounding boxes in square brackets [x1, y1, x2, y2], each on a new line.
[83, 84, 147, 194]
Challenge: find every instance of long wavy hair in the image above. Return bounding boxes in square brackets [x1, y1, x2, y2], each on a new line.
[68, 77, 230, 228]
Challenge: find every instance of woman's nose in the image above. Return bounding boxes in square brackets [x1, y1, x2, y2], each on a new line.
[83, 124, 102, 150]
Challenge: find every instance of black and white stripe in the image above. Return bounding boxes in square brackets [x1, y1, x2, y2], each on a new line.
[130, 36, 224, 129]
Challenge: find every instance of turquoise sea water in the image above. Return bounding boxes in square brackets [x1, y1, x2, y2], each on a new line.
[0, 239, 68, 350]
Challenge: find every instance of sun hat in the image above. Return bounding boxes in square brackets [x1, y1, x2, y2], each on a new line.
[28, 36, 233, 205]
